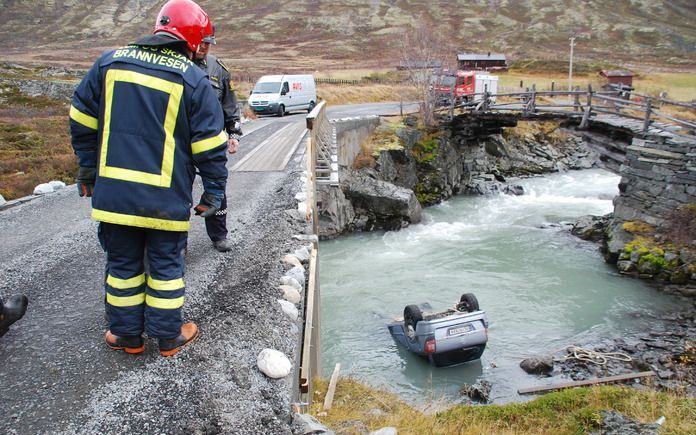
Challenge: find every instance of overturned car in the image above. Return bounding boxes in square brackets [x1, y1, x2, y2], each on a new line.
[387, 293, 488, 367]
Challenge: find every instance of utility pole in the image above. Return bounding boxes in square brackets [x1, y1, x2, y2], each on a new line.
[568, 36, 575, 103]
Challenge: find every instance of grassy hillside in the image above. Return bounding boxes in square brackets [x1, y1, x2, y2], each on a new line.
[0, 0, 694, 73]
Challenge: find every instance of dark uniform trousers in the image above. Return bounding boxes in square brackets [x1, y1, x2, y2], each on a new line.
[196, 54, 238, 243]
[205, 194, 228, 242]
[99, 223, 187, 339]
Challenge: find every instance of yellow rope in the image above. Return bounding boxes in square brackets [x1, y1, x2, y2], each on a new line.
[553, 345, 633, 365]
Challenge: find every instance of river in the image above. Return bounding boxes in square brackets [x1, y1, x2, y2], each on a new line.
[319, 169, 685, 405]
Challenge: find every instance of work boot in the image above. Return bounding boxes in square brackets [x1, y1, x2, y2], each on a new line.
[213, 239, 232, 252]
[0, 295, 28, 337]
[159, 322, 199, 357]
[104, 331, 145, 354]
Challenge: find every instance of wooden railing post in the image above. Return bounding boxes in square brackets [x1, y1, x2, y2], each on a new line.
[527, 84, 536, 114]
[579, 84, 593, 130]
[643, 97, 653, 134]
[573, 86, 581, 112]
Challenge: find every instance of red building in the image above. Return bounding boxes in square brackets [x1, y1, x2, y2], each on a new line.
[599, 70, 634, 89]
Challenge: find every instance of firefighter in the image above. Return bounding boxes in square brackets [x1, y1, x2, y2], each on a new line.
[193, 26, 242, 253]
[70, 0, 227, 357]
[0, 295, 28, 337]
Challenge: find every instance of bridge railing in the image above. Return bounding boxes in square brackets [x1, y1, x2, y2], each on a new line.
[298, 102, 329, 409]
[306, 101, 337, 185]
[441, 85, 696, 135]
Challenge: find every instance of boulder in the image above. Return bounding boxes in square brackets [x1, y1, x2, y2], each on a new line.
[342, 169, 422, 230]
[460, 380, 492, 403]
[571, 214, 611, 242]
[589, 410, 660, 435]
[257, 348, 292, 379]
[33, 183, 54, 195]
[603, 219, 633, 263]
[277, 299, 298, 321]
[520, 356, 554, 375]
[292, 414, 335, 435]
[48, 180, 66, 190]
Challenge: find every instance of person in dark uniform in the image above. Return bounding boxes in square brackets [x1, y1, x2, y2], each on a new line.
[70, 0, 227, 357]
[0, 295, 28, 337]
[194, 27, 242, 253]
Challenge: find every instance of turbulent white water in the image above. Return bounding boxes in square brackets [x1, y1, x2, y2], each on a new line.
[319, 169, 684, 404]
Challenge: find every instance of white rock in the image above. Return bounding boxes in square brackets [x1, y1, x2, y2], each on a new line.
[279, 285, 301, 304]
[48, 180, 66, 190]
[293, 246, 310, 262]
[370, 428, 397, 435]
[257, 348, 292, 379]
[280, 275, 301, 290]
[286, 266, 305, 287]
[282, 254, 303, 269]
[277, 299, 298, 320]
[33, 183, 54, 195]
[0, 193, 5, 206]
[294, 191, 307, 202]
[297, 202, 307, 215]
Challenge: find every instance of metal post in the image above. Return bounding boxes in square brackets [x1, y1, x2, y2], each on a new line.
[551, 81, 555, 92]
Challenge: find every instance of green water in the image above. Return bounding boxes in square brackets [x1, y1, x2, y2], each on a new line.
[319, 169, 685, 404]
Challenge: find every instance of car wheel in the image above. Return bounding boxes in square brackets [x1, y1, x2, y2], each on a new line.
[457, 293, 479, 312]
[404, 304, 423, 338]
[307, 101, 315, 113]
[277, 104, 285, 117]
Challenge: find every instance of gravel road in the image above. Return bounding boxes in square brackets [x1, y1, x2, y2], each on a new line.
[0, 117, 313, 434]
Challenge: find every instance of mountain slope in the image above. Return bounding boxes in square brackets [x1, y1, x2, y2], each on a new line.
[0, 0, 694, 71]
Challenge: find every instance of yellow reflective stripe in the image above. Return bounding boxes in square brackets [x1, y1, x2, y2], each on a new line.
[100, 69, 182, 188]
[191, 130, 227, 154]
[106, 273, 145, 289]
[147, 276, 185, 291]
[69, 105, 98, 130]
[106, 292, 145, 307]
[92, 208, 189, 232]
[146, 295, 184, 310]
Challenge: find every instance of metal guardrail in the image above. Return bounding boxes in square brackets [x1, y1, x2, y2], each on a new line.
[441, 84, 696, 135]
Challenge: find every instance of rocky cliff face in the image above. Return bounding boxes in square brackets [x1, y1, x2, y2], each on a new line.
[319, 118, 599, 238]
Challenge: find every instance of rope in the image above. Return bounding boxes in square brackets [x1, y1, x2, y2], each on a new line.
[553, 345, 633, 366]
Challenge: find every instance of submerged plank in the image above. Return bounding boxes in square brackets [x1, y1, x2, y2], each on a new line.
[518, 371, 656, 395]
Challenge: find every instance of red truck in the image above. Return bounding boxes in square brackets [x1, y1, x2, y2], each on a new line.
[430, 70, 499, 106]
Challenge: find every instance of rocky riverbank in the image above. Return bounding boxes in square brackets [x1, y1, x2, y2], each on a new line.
[318, 117, 598, 238]
[320, 115, 695, 400]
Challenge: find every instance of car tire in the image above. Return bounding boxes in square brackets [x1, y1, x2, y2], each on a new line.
[277, 104, 285, 117]
[307, 101, 315, 113]
[404, 304, 423, 338]
[457, 293, 479, 312]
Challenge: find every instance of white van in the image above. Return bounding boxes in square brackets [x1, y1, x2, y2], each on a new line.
[248, 74, 317, 117]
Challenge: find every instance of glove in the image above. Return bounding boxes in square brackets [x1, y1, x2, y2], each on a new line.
[226, 121, 243, 137]
[76, 167, 96, 197]
[194, 192, 223, 218]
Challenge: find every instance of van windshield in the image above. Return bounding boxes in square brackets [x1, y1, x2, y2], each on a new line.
[252, 82, 281, 94]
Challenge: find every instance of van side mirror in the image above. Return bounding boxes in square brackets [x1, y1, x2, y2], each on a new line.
[280, 89, 287, 96]
[249, 90, 253, 95]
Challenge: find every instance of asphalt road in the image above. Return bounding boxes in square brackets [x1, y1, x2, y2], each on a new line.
[0, 109, 315, 435]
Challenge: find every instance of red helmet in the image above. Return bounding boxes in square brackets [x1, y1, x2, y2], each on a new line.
[154, 0, 213, 53]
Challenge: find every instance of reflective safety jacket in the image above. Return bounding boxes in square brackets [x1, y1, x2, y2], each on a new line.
[70, 42, 228, 232]
[194, 54, 241, 135]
